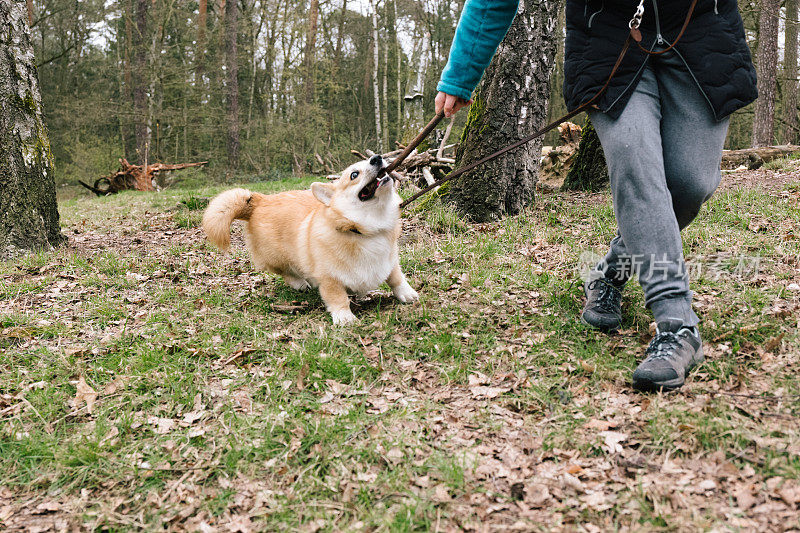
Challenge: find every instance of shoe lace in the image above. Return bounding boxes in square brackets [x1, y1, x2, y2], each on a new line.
[645, 331, 681, 360]
[587, 278, 622, 312]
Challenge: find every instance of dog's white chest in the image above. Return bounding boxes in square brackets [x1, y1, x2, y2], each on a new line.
[336, 237, 395, 293]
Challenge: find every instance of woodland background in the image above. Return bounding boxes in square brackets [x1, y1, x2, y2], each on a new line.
[28, 0, 800, 187]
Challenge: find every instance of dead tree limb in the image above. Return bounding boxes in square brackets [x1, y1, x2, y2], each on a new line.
[722, 145, 800, 170]
[79, 159, 208, 195]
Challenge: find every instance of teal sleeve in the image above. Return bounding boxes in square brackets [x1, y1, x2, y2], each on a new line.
[437, 0, 520, 101]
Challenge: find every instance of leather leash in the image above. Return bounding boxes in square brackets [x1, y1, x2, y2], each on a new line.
[383, 0, 698, 210]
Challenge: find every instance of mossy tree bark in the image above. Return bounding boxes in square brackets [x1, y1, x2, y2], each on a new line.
[0, 0, 64, 258]
[449, 0, 562, 222]
[562, 117, 609, 191]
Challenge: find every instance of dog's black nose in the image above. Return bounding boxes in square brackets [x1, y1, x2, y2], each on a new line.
[369, 155, 383, 167]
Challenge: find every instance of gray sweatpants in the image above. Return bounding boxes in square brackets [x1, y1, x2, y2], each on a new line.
[589, 49, 729, 328]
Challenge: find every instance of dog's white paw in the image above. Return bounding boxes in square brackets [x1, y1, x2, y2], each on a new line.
[393, 282, 419, 304]
[331, 308, 358, 326]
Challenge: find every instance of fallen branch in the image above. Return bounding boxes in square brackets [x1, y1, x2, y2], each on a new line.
[79, 159, 208, 195]
[721, 145, 800, 170]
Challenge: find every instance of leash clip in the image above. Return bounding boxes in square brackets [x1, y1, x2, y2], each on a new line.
[629, 0, 645, 29]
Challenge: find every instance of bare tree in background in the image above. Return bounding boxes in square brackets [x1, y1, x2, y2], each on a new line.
[372, 2, 383, 151]
[403, 28, 429, 138]
[225, 0, 239, 170]
[450, 0, 562, 221]
[303, 0, 319, 104]
[197, 0, 207, 84]
[784, 0, 799, 144]
[0, 0, 63, 257]
[132, 0, 149, 164]
[752, 0, 779, 148]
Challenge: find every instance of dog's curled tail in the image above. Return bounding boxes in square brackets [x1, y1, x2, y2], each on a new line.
[202, 188, 255, 252]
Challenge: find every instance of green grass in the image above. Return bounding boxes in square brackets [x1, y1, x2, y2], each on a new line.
[1, 174, 799, 530]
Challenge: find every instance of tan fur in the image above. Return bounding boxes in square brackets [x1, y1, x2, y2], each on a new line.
[201, 159, 418, 325]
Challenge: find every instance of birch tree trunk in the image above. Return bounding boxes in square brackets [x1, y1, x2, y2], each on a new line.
[394, 0, 402, 142]
[403, 28, 429, 139]
[450, 0, 562, 221]
[197, 0, 207, 85]
[752, 0, 779, 148]
[0, 0, 64, 257]
[784, 0, 799, 144]
[225, 0, 239, 170]
[303, 0, 319, 104]
[381, 1, 389, 149]
[132, 0, 149, 164]
[372, 3, 383, 151]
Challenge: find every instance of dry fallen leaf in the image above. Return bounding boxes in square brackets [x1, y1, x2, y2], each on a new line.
[386, 447, 404, 464]
[34, 501, 61, 514]
[566, 464, 583, 475]
[735, 486, 757, 510]
[584, 418, 616, 431]
[598, 431, 628, 454]
[779, 483, 800, 507]
[470, 385, 511, 399]
[148, 416, 176, 434]
[74, 376, 98, 414]
[525, 484, 551, 508]
[226, 514, 254, 533]
[0, 505, 14, 522]
[432, 484, 451, 502]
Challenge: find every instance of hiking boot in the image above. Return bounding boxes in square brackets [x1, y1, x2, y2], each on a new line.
[632, 319, 704, 392]
[581, 277, 623, 331]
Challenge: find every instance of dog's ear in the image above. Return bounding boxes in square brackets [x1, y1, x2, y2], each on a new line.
[311, 182, 334, 206]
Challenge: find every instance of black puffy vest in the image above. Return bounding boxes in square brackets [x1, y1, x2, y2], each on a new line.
[563, 0, 758, 120]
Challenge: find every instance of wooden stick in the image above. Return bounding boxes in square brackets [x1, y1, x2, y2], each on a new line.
[382, 111, 445, 176]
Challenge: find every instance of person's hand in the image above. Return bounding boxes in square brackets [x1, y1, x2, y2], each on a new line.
[435, 91, 472, 118]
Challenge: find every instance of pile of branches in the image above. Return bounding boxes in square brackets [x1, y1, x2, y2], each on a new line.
[538, 122, 583, 186]
[79, 158, 208, 196]
[335, 119, 458, 191]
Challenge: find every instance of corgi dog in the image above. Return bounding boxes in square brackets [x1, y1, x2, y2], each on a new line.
[202, 155, 418, 325]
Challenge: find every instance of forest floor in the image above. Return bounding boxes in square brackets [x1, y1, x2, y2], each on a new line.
[1, 162, 799, 532]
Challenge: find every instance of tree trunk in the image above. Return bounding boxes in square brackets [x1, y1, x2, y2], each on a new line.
[449, 0, 562, 221]
[225, 0, 239, 170]
[394, 0, 402, 142]
[303, 0, 319, 104]
[132, 0, 149, 164]
[784, 0, 799, 144]
[371, 3, 382, 151]
[119, 0, 134, 159]
[752, 0, 779, 148]
[381, 1, 389, 150]
[335, 0, 347, 67]
[247, 2, 261, 140]
[197, 0, 207, 84]
[562, 117, 608, 191]
[0, 0, 64, 257]
[403, 28, 429, 140]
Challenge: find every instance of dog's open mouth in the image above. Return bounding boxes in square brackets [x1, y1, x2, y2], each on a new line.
[358, 175, 391, 202]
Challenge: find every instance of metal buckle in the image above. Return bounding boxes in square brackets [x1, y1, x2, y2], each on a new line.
[629, 0, 645, 29]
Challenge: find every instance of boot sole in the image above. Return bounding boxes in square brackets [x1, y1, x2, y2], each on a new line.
[580, 313, 621, 332]
[632, 346, 705, 393]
